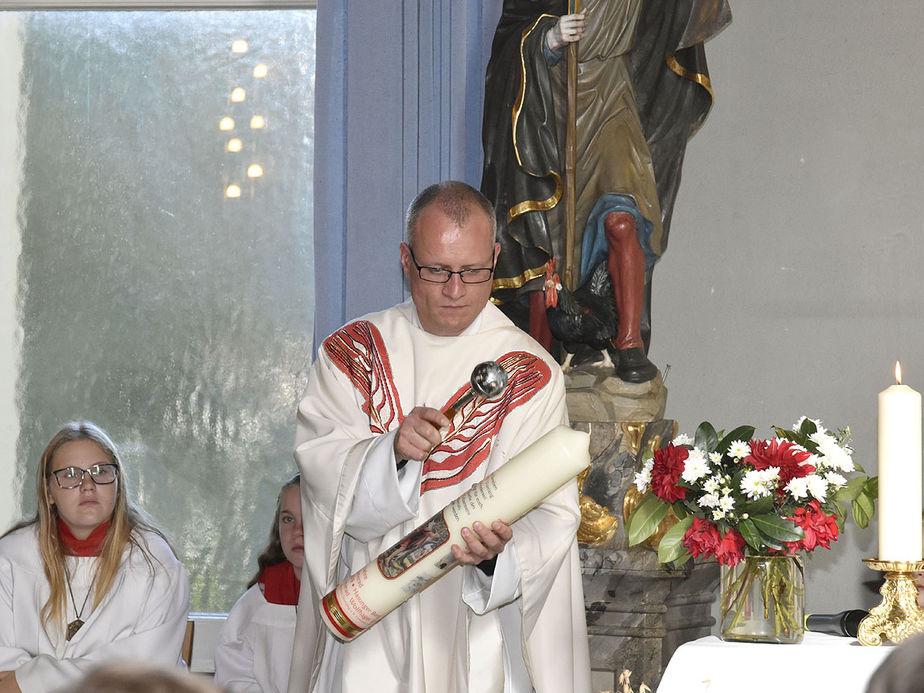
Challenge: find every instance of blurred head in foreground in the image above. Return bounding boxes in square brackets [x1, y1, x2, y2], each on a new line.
[63, 663, 221, 693]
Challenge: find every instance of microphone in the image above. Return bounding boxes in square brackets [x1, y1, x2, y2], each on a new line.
[804, 609, 869, 638]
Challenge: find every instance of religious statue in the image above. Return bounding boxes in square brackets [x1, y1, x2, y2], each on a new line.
[481, 0, 731, 383]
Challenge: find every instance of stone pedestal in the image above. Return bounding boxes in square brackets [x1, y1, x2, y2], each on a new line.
[567, 368, 719, 692]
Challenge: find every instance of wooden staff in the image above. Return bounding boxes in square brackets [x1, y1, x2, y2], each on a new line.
[562, 0, 581, 291]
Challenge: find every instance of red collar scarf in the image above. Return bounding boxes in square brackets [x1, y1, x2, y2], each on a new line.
[259, 561, 300, 605]
[58, 518, 110, 557]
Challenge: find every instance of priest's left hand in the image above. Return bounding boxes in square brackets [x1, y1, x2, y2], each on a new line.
[451, 520, 512, 565]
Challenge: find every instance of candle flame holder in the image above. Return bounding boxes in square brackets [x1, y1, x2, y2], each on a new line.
[858, 558, 924, 646]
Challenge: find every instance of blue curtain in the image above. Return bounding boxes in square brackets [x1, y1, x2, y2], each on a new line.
[312, 1, 499, 349]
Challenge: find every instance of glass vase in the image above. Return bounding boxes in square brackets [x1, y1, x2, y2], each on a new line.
[719, 554, 804, 643]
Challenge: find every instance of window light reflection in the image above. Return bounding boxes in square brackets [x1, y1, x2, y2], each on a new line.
[230, 87, 246, 102]
[247, 164, 264, 178]
[219, 117, 235, 131]
[253, 64, 268, 78]
[225, 184, 242, 198]
[226, 138, 242, 153]
[250, 115, 265, 129]
[231, 40, 248, 53]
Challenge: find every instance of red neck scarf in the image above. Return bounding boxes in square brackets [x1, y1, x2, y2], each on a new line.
[58, 518, 110, 557]
[259, 561, 300, 605]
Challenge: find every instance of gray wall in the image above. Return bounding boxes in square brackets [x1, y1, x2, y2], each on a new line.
[647, 0, 924, 614]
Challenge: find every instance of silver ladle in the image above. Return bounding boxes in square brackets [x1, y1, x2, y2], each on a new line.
[396, 360, 509, 469]
[443, 360, 509, 419]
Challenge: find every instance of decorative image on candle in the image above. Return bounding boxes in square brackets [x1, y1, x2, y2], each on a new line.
[878, 361, 923, 561]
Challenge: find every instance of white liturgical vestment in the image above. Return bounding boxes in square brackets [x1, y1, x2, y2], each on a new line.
[0, 525, 189, 693]
[289, 300, 590, 693]
[214, 584, 297, 693]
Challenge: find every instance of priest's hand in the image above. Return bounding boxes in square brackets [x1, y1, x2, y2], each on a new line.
[452, 520, 513, 566]
[546, 12, 586, 52]
[394, 406, 450, 464]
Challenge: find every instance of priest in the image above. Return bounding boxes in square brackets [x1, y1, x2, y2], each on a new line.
[288, 181, 590, 693]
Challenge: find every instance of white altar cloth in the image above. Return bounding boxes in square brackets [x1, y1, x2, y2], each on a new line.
[658, 632, 894, 693]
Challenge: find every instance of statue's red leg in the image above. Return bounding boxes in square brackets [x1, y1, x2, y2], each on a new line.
[529, 289, 553, 352]
[604, 211, 645, 350]
[604, 211, 658, 382]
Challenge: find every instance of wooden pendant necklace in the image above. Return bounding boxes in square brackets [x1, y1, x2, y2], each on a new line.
[64, 567, 94, 641]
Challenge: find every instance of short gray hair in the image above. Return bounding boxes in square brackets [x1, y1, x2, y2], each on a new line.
[405, 180, 497, 247]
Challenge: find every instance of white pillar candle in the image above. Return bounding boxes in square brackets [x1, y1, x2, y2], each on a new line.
[878, 362, 923, 561]
[319, 424, 590, 641]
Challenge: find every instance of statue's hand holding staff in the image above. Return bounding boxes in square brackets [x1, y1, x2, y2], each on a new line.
[547, 12, 586, 52]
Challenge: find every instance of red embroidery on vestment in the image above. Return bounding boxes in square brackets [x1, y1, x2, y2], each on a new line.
[324, 321, 402, 434]
[420, 351, 550, 492]
[324, 323, 551, 494]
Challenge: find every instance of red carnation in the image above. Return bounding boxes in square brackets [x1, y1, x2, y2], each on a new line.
[714, 527, 746, 566]
[783, 499, 839, 553]
[650, 444, 690, 503]
[682, 517, 720, 559]
[744, 438, 814, 490]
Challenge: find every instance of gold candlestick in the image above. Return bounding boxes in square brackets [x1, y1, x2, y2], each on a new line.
[858, 558, 924, 646]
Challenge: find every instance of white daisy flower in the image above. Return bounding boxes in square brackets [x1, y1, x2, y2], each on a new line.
[824, 471, 847, 488]
[699, 492, 720, 509]
[806, 474, 829, 502]
[815, 436, 855, 473]
[709, 451, 723, 464]
[634, 459, 654, 492]
[673, 433, 693, 446]
[786, 477, 809, 500]
[682, 448, 710, 483]
[719, 495, 735, 512]
[728, 440, 750, 459]
[703, 477, 721, 495]
[741, 469, 777, 499]
[712, 509, 727, 521]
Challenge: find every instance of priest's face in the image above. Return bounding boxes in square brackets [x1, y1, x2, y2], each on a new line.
[48, 439, 119, 540]
[401, 204, 499, 337]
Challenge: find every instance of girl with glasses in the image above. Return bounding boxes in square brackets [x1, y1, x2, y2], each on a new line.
[214, 474, 302, 693]
[0, 421, 190, 693]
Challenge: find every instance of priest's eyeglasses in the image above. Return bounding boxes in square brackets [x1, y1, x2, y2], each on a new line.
[51, 463, 119, 489]
[408, 247, 495, 284]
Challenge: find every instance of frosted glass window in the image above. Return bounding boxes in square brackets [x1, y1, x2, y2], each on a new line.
[5, 10, 316, 612]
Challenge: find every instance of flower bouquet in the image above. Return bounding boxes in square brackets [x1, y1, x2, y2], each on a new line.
[626, 417, 877, 642]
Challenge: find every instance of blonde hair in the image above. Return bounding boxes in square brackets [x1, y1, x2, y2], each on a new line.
[5, 421, 171, 632]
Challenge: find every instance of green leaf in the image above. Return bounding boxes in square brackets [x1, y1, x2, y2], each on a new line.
[833, 475, 869, 502]
[739, 495, 774, 516]
[626, 493, 670, 546]
[751, 514, 804, 543]
[670, 551, 693, 569]
[718, 425, 755, 454]
[657, 515, 694, 564]
[867, 476, 879, 497]
[799, 418, 818, 437]
[694, 422, 719, 453]
[737, 517, 763, 552]
[853, 491, 875, 529]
